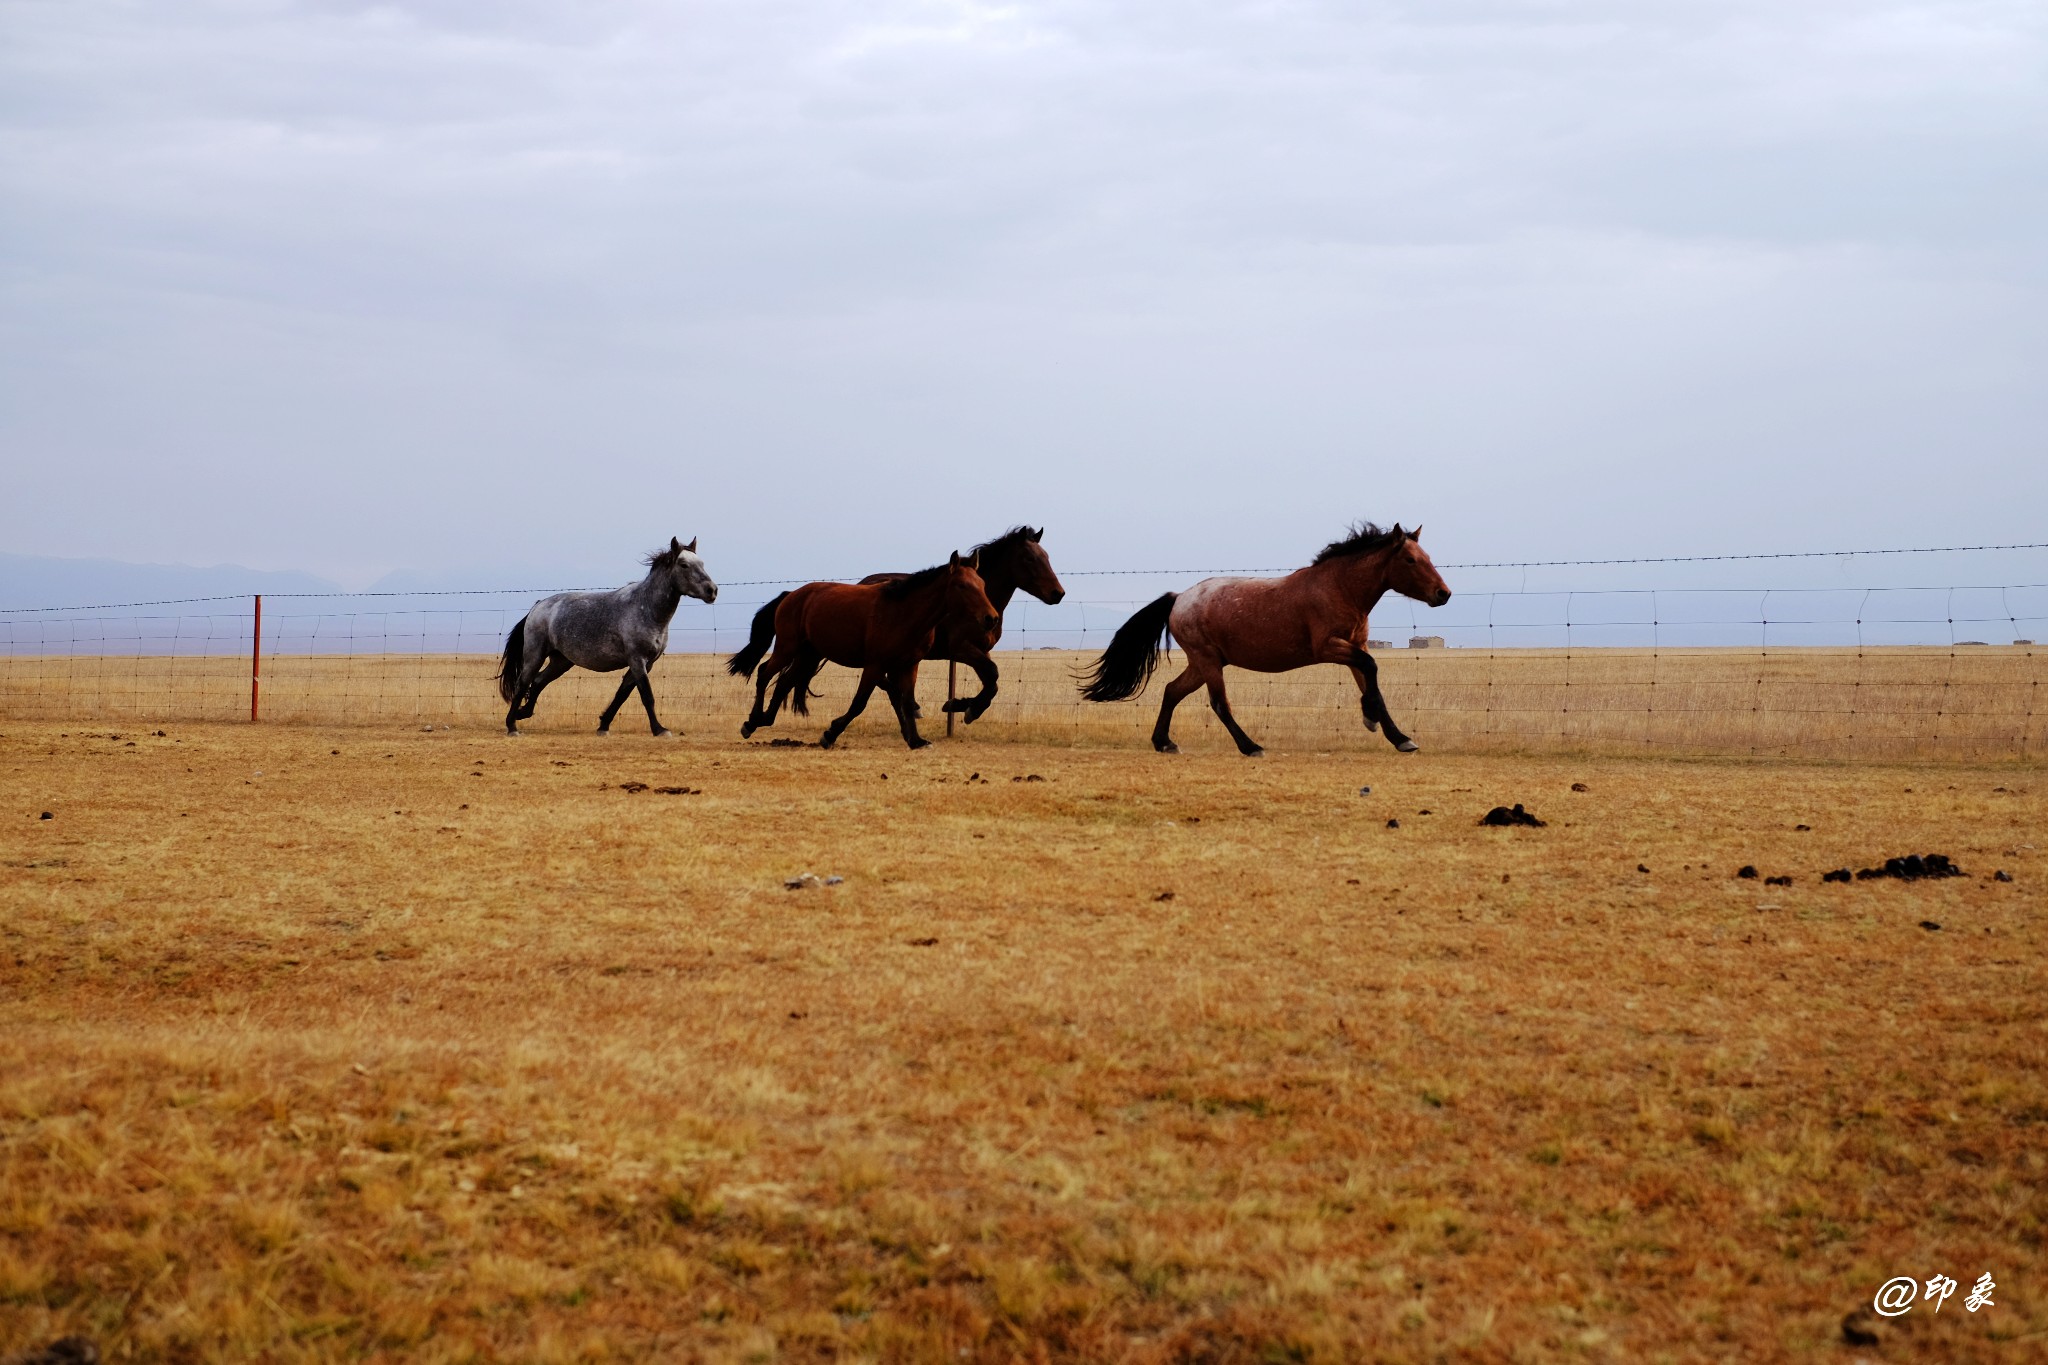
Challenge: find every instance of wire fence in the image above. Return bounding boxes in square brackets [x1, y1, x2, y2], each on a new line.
[2, 570, 2042, 759]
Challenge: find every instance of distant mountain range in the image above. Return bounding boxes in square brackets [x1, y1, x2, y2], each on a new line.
[0, 552, 347, 610]
[0, 553, 619, 611]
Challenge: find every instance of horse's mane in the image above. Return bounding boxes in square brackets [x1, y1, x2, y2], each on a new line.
[972, 525, 1038, 558]
[643, 543, 681, 568]
[1310, 522, 1406, 566]
[878, 562, 952, 600]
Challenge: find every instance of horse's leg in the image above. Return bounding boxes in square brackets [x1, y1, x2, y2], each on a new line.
[514, 654, 575, 725]
[506, 640, 552, 734]
[1345, 647, 1418, 752]
[1204, 674, 1264, 757]
[1151, 661, 1207, 754]
[630, 658, 671, 737]
[742, 651, 791, 736]
[819, 669, 881, 749]
[764, 669, 801, 724]
[595, 672, 637, 735]
[903, 656, 924, 721]
[888, 665, 929, 749]
[754, 649, 813, 732]
[942, 645, 1001, 723]
[505, 658, 529, 734]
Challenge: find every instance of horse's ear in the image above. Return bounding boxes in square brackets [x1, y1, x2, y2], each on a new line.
[965, 548, 981, 569]
[1390, 523, 1404, 540]
[1029, 527, 1043, 542]
[684, 536, 697, 553]
[1409, 524, 1422, 542]
[949, 550, 962, 567]
[669, 536, 681, 554]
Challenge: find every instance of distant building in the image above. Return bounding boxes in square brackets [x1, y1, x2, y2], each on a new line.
[1409, 635, 1445, 649]
[1366, 639, 1392, 650]
[2017, 639, 2036, 646]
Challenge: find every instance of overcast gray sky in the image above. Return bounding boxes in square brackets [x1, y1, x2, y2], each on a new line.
[3, 0, 2043, 590]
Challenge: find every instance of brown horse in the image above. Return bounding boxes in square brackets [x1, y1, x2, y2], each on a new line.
[858, 525, 1065, 723]
[1079, 523, 1451, 755]
[727, 551, 1000, 749]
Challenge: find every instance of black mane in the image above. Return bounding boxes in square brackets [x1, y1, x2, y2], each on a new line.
[879, 561, 952, 600]
[972, 525, 1037, 558]
[1311, 522, 1405, 566]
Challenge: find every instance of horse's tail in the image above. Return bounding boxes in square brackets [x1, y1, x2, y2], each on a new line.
[1079, 592, 1177, 702]
[726, 592, 788, 679]
[495, 618, 527, 703]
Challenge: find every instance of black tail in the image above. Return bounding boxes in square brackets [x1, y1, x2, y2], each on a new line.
[1079, 592, 1177, 702]
[495, 618, 526, 703]
[726, 592, 788, 679]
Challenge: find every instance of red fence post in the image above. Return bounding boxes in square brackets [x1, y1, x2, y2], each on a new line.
[251, 594, 262, 722]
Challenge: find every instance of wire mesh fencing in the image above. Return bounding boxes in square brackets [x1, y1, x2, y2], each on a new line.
[3, 578, 2043, 759]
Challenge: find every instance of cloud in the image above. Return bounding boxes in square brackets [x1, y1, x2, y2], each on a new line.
[1, 0, 2042, 586]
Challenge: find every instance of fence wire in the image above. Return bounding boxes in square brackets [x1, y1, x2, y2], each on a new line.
[2, 578, 2042, 760]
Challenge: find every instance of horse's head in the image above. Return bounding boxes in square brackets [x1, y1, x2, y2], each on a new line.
[655, 535, 718, 604]
[1387, 525, 1452, 607]
[946, 549, 1001, 645]
[1012, 526, 1066, 605]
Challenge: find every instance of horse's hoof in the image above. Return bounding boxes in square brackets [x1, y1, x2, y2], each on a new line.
[1154, 741, 1179, 754]
[819, 733, 839, 749]
[1365, 718, 1380, 732]
[652, 728, 674, 738]
[1396, 739, 1420, 753]
[1241, 746, 1265, 758]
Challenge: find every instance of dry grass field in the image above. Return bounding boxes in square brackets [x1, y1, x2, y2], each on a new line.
[1, 645, 2042, 761]
[2, 717, 2043, 1362]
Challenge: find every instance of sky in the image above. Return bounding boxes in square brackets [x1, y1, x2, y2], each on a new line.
[2, 0, 2044, 595]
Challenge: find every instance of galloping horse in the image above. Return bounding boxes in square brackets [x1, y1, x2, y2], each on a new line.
[496, 537, 717, 736]
[858, 525, 1065, 723]
[727, 551, 1000, 749]
[1079, 523, 1451, 755]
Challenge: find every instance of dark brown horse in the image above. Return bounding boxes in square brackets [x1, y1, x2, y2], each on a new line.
[727, 552, 1000, 749]
[857, 525, 1065, 723]
[1079, 523, 1451, 755]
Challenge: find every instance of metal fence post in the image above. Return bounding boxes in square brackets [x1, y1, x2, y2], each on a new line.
[250, 594, 262, 722]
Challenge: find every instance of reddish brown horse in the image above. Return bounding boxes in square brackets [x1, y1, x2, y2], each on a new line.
[1079, 523, 1451, 755]
[728, 551, 999, 749]
[858, 525, 1065, 723]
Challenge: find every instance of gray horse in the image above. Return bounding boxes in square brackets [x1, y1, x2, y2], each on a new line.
[496, 537, 717, 736]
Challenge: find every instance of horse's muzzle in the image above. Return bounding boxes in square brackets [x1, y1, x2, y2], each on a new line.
[1434, 589, 1452, 606]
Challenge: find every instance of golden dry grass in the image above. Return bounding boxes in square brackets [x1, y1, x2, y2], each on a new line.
[2, 721, 2043, 1361]
[2, 645, 2043, 760]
